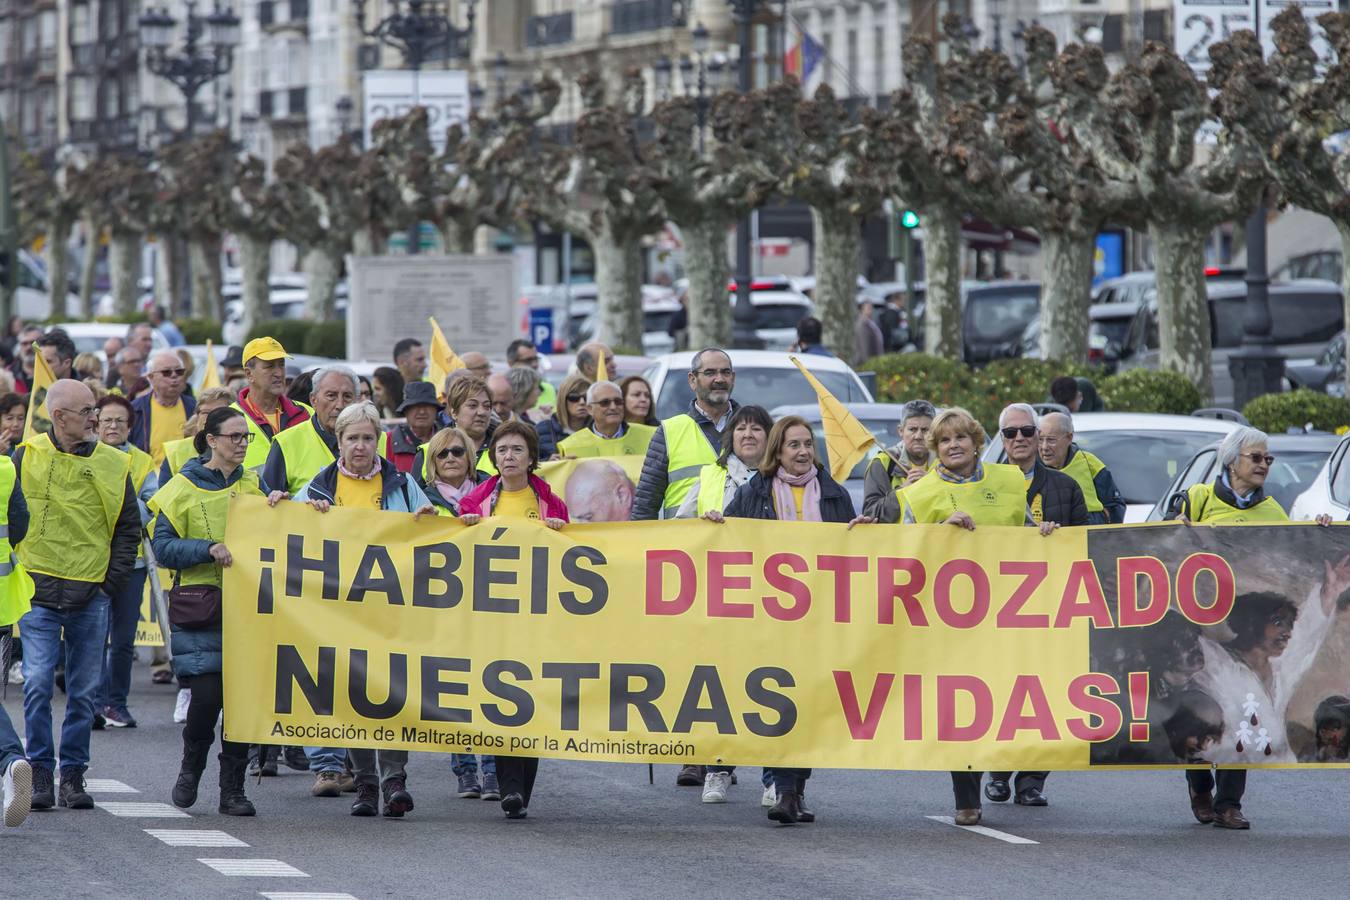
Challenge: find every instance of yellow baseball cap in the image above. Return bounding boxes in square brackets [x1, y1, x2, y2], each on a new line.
[242, 337, 290, 364]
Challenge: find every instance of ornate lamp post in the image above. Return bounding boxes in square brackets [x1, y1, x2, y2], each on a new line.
[138, 2, 241, 138]
[728, 0, 762, 348]
[352, 0, 475, 71]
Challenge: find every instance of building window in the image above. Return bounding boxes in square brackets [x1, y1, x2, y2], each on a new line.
[71, 3, 93, 45]
[71, 75, 94, 120]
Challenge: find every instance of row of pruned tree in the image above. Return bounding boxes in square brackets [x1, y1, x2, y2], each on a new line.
[13, 10, 1350, 398]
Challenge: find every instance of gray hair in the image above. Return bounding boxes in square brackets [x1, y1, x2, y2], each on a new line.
[998, 403, 1039, 430]
[1217, 425, 1269, 472]
[148, 349, 180, 371]
[585, 380, 622, 404]
[689, 347, 731, 374]
[334, 401, 383, 441]
[1040, 411, 1074, 435]
[900, 398, 937, 426]
[504, 365, 542, 411]
[310, 364, 360, 399]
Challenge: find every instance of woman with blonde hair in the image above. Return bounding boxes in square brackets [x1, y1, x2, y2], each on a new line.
[534, 372, 591, 459]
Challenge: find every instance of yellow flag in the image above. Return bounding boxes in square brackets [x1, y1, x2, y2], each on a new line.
[790, 356, 876, 484]
[200, 339, 222, 391]
[596, 352, 608, 384]
[22, 349, 56, 440]
[428, 317, 465, 397]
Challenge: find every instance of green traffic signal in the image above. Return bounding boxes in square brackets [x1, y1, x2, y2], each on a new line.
[900, 210, 920, 229]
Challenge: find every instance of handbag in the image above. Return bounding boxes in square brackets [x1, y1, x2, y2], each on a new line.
[167, 584, 222, 630]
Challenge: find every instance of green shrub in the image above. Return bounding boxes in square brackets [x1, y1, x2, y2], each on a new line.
[1242, 389, 1350, 434]
[177, 318, 222, 345]
[246, 319, 311, 354]
[301, 322, 347, 359]
[868, 353, 978, 406]
[1099, 368, 1203, 415]
[95, 312, 149, 325]
[978, 358, 1097, 401]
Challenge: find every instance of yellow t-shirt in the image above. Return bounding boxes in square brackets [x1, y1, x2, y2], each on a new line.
[335, 472, 383, 509]
[148, 399, 188, 467]
[494, 486, 540, 519]
[791, 485, 805, 520]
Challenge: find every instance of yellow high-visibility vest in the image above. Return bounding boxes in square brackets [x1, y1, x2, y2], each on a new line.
[661, 415, 719, 517]
[1058, 449, 1109, 514]
[0, 455, 35, 627]
[1184, 481, 1287, 524]
[558, 424, 656, 458]
[901, 463, 1027, 526]
[149, 468, 263, 588]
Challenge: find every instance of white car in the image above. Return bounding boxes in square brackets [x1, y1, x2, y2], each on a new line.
[60, 322, 170, 359]
[643, 349, 873, 422]
[1290, 432, 1350, 521]
[14, 250, 80, 320]
[729, 289, 814, 351]
[981, 412, 1240, 522]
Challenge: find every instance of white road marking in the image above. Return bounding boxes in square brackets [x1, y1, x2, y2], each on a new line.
[96, 801, 190, 818]
[259, 894, 360, 900]
[84, 779, 138, 793]
[145, 828, 249, 847]
[199, 859, 309, 877]
[925, 815, 1040, 844]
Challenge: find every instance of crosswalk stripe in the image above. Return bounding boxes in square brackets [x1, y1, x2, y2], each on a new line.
[144, 829, 249, 847]
[84, 779, 139, 793]
[258, 894, 360, 900]
[96, 801, 190, 818]
[198, 858, 309, 877]
[925, 815, 1040, 844]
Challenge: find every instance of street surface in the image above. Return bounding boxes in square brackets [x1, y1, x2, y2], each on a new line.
[3, 658, 1346, 900]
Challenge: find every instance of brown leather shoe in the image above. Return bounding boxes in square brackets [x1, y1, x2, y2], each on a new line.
[1213, 807, 1250, 830]
[954, 808, 982, 826]
[1189, 787, 1215, 824]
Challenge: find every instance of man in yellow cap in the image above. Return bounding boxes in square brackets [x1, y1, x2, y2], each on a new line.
[233, 337, 312, 470]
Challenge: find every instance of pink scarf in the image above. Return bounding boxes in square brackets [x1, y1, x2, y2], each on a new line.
[772, 466, 822, 522]
[433, 478, 473, 509]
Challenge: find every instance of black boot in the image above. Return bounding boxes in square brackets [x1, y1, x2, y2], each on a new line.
[768, 790, 801, 825]
[218, 755, 256, 817]
[172, 737, 213, 809]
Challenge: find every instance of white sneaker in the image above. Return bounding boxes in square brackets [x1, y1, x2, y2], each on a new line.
[701, 771, 732, 803]
[173, 688, 192, 724]
[5, 661, 22, 685]
[3, 759, 32, 827]
[761, 783, 777, 807]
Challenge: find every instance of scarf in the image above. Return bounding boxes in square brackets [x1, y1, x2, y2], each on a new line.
[433, 477, 473, 509]
[772, 465, 822, 522]
[337, 458, 379, 481]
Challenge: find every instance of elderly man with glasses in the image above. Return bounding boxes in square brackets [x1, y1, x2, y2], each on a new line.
[130, 349, 197, 468]
[557, 381, 656, 458]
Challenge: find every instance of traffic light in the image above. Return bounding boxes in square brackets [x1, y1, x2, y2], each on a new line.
[900, 209, 920, 229]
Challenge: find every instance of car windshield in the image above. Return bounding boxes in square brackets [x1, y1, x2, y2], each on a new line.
[1091, 317, 1132, 350]
[1264, 450, 1336, 511]
[967, 289, 1040, 342]
[1075, 430, 1229, 505]
[755, 304, 809, 330]
[654, 367, 866, 420]
[811, 420, 896, 480]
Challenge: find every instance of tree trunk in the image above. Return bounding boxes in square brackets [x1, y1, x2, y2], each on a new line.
[239, 232, 272, 339]
[109, 230, 141, 317]
[592, 221, 643, 353]
[78, 214, 101, 317]
[439, 217, 476, 255]
[303, 247, 340, 321]
[1337, 220, 1350, 400]
[188, 233, 222, 320]
[45, 217, 72, 320]
[351, 227, 378, 258]
[1151, 222, 1213, 401]
[812, 206, 862, 365]
[921, 205, 963, 359]
[682, 217, 730, 350]
[1039, 230, 1095, 363]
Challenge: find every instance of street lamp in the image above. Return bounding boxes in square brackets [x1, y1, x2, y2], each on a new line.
[138, 1, 240, 138]
[493, 50, 509, 103]
[353, 0, 475, 71]
[335, 95, 354, 144]
[727, 0, 763, 348]
[654, 56, 673, 101]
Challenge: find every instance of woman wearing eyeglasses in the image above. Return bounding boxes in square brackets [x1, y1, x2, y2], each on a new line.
[534, 373, 591, 460]
[152, 406, 284, 817]
[422, 426, 478, 516]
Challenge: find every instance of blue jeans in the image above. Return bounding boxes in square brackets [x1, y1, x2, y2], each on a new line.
[21, 597, 109, 773]
[451, 754, 496, 777]
[0, 700, 24, 772]
[771, 767, 810, 793]
[98, 568, 147, 712]
[307, 746, 347, 773]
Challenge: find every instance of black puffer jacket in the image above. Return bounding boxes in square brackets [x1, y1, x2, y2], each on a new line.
[631, 400, 740, 520]
[723, 468, 856, 523]
[1027, 460, 1089, 527]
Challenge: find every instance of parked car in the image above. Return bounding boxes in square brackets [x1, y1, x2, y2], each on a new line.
[644, 350, 872, 421]
[1290, 431, 1350, 521]
[730, 290, 814, 351]
[1285, 330, 1346, 397]
[14, 250, 80, 321]
[1145, 432, 1340, 521]
[769, 402, 909, 510]
[1273, 250, 1341, 285]
[61, 322, 170, 359]
[982, 412, 1240, 522]
[1093, 271, 1158, 306]
[962, 280, 1041, 364]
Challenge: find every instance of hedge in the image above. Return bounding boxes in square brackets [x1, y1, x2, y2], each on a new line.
[244, 319, 346, 359]
[1242, 389, 1350, 434]
[177, 318, 222, 345]
[1096, 368, 1203, 416]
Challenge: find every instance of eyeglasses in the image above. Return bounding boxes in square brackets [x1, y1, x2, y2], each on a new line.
[55, 406, 95, 419]
[1001, 425, 1037, 439]
[153, 368, 186, 378]
[566, 393, 586, 404]
[592, 397, 623, 408]
[436, 446, 468, 460]
[1244, 453, 1275, 466]
[213, 432, 255, 445]
[99, 417, 130, 427]
[697, 368, 734, 379]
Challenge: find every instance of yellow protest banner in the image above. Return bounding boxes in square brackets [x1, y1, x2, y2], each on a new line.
[136, 576, 166, 647]
[221, 502, 1350, 770]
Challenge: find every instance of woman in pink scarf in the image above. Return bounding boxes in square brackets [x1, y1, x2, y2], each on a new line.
[705, 415, 873, 825]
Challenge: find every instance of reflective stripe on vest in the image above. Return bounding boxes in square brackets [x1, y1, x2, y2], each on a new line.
[558, 424, 656, 458]
[17, 434, 132, 583]
[661, 414, 719, 517]
[149, 468, 263, 587]
[273, 420, 337, 495]
[696, 463, 729, 516]
[1185, 481, 1288, 524]
[0, 455, 34, 627]
[901, 463, 1027, 526]
[1059, 449, 1107, 514]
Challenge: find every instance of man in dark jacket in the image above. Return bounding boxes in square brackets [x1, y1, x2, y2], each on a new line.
[984, 402, 1086, 809]
[1039, 412, 1126, 524]
[13, 379, 140, 812]
[631, 349, 740, 520]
